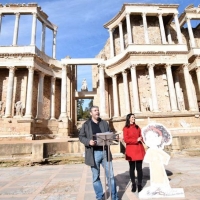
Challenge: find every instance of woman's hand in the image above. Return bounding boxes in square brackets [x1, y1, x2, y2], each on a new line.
[137, 137, 142, 142]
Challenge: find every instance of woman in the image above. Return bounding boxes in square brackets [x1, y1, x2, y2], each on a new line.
[123, 113, 145, 193]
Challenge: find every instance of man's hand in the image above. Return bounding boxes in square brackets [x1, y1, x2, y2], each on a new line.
[89, 140, 96, 146]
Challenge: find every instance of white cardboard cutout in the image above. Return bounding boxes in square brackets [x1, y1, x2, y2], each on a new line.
[139, 123, 185, 199]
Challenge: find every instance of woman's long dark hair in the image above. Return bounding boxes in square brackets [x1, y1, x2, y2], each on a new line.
[124, 113, 139, 129]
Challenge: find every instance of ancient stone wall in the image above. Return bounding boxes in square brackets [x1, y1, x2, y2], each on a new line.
[43, 76, 51, 119]
[32, 73, 39, 118]
[55, 79, 61, 119]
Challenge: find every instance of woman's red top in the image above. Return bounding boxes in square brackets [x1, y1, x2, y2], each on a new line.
[123, 124, 145, 161]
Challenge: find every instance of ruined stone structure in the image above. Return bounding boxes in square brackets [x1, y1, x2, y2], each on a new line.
[0, 2, 200, 155]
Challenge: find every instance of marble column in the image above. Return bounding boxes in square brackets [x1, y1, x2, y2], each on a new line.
[158, 13, 167, 44]
[182, 64, 196, 111]
[4, 66, 16, 118]
[122, 70, 131, 114]
[130, 64, 140, 113]
[174, 13, 183, 44]
[0, 13, 2, 33]
[166, 25, 173, 44]
[52, 29, 57, 59]
[196, 68, 200, 94]
[13, 13, 20, 46]
[50, 77, 56, 120]
[60, 65, 67, 119]
[99, 64, 107, 117]
[36, 72, 45, 119]
[24, 66, 35, 118]
[142, 12, 149, 44]
[31, 12, 37, 45]
[126, 13, 133, 44]
[111, 75, 119, 117]
[118, 22, 124, 52]
[174, 71, 182, 110]
[109, 29, 114, 58]
[165, 64, 178, 111]
[186, 17, 196, 48]
[41, 23, 46, 52]
[148, 64, 159, 112]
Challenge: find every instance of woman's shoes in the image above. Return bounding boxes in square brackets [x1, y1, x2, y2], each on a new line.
[131, 183, 136, 192]
[131, 184, 143, 193]
[138, 185, 143, 193]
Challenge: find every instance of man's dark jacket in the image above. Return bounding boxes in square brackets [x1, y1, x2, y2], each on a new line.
[79, 118, 111, 166]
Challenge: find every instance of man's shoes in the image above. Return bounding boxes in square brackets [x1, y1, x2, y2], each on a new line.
[131, 183, 136, 192]
[138, 185, 143, 193]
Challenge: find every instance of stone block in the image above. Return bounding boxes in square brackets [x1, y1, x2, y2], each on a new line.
[31, 143, 44, 162]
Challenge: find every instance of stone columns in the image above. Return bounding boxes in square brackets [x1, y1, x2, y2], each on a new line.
[122, 70, 131, 114]
[174, 71, 182, 110]
[31, 12, 37, 45]
[13, 13, 20, 46]
[165, 64, 178, 111]
[60, 65, 68, 119]
[99, 64, 107, 117]
[24, 66, 35, 119]
[109, 29, 114, 58]
[36, 72, 45, 119]
[148, 64, 159, 112]
[53, 29, 57, 59]
[196, 68, 200, 94]
[0, 13, 2, 33]
[142, 12, 149, 44]
[4, 66, 16, 118]
[111, 75, 119, 117]
[41, 23, 46, 52]
[174, 13, 183, 44]
[130, 64, 140, 113]
[158, 13, 167, 44]
[50, 77, 56, 120]
[118, 22, 124, 52]
[126, 13, 133, 44]
[166, 25, 173, 44]
[186, 17, 196, 48]
[182, 64, 196, 111]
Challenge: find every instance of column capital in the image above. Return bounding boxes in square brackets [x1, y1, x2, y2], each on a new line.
[62, 64, 68, 70]
[108, 28, 114, 33]
[142, 12, 147, 17]
[98, 64, 105, 69]
[147, 63, 155, 70]
[38, 72, 45, 78]
[27, 66, 35, 72]
[185, 16, 191, 20]
[182, 63, 189, 70]
[125, 12, 130, 17]
[118, 22, 123, 26]
[130, 63, 137, 70]
[53, 29, 57, 35]
[7, 66, 15, 72]
[157, 12, 163, 16]
[51, 76, 56, 81]
[173, 12, 178, 17]
[32, 12, 37, 17]
[15, 12, 20, 17]
[165, 64, 172, 69]
[111, 74, 118, 79]
[122, 69, 127, 74]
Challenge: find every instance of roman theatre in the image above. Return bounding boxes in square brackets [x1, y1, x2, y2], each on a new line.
[0, 3, 200, 159]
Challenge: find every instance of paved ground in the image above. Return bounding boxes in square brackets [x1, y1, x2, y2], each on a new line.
[0, 156, 199, 200]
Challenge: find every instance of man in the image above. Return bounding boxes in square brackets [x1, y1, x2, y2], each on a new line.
[79, 106, 118, 200]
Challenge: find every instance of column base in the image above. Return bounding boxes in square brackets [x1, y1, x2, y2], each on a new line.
[23, 114, 33, 119]
[58, 113, 68, 122]
[3, 115, 12, 118]
[152, 110, 160, 113]
[50, 117, 56, 121]
[171, 109, 179, 112]
[134, 110, 141, 113]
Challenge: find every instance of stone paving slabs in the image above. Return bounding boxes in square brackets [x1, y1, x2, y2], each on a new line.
[0, 156, 199, 199]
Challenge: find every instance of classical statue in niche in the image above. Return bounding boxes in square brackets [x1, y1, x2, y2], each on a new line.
[0, 101, 4, 116]
[141, 97, 152, 112]
[15, 101, 23, 116]
[81, 78, 88, 91]
[139, 123, 185, 199]
[178, 89, 185, 111]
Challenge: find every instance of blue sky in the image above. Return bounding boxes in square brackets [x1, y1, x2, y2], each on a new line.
[0, 0, 199, 108]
